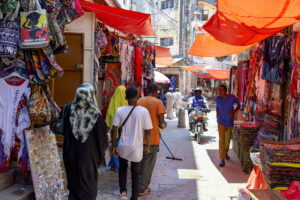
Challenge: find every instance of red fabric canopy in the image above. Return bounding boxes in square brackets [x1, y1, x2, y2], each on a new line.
[188, 34, 253, 57]
[155, 46, 173, 66]
[80, 0, 156, 36]
[204, 0, 300, 46]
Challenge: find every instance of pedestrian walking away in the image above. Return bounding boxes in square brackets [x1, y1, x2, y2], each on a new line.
[62, 83, 109, 200]
[138, 84, 167, 196]
[216, 85, 240, 167]
[174, 88, 183, 117]
[111, 86, 152, 200]
[105, 85, 128, 171]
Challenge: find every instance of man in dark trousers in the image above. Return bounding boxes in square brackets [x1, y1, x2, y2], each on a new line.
[216, 85, 240, 167]
[112, 87, 152, 200]
[138, 84, 166, 196]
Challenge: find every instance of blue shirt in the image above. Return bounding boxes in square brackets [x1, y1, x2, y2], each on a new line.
[216, 94, 240, 127]
[192, 96, 207, 108]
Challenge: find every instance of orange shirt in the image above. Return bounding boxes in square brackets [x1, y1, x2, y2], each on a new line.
[138, 96, 165, 145]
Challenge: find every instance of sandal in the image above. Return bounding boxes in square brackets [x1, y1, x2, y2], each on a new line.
[139, 188, 151, 196]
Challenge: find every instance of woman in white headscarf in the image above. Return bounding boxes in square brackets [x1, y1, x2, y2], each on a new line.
[63, 83, 108, 200]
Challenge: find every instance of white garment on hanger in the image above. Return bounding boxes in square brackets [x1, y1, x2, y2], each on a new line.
[0, 79, 30, 159]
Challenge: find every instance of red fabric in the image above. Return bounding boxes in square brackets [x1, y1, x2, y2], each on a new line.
[203, 0, 300, 46]
[79, 0, 155, 36]
[155, 46, 173, 66]
[281, 181, 300, 200]
[203, 12, 285, 46]
[188, 33, 253, 57]
[290, 64, 300, 98]
[135, 46, 143, 86]
[246, 166, 269, 190]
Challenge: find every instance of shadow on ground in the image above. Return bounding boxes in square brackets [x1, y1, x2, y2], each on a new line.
[206, 149, 249, 184]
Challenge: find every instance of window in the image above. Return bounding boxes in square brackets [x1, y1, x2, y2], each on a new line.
[201, 10, 209, 21]
[160, 38, 174, 46]
[161, 0, 174, 9]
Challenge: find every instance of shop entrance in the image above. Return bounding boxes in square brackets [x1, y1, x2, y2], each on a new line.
[51, 33, 84, 106]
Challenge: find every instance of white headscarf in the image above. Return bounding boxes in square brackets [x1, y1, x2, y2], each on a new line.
[69, 83, 100, 143]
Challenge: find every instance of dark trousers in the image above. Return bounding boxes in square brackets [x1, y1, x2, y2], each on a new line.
[119, 156, 142, 200]
[139, 145, 159, 193]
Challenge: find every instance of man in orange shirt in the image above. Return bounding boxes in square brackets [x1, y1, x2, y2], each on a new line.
[138, 84, 166, 196]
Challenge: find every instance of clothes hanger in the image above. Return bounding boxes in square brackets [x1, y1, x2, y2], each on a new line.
[4, 71, 26, 84]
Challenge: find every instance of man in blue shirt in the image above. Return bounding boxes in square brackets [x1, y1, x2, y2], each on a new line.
[216, 85, 240, 167]
[190, 88, 207, 109]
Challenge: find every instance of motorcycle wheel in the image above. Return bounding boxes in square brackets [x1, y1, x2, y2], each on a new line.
[197, 124, 203, 144]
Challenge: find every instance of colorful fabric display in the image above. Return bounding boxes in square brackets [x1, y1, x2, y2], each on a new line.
[260, 138, 300, 190]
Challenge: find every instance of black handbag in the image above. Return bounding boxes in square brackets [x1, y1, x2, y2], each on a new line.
[118, 106, 136, 137]
[51, 102, 72, 135]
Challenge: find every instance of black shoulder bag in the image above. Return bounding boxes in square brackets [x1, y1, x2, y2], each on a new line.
[118, 106, 136, 137]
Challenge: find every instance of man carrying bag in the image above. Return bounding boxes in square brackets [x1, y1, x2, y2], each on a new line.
[111, 86, 152, 200]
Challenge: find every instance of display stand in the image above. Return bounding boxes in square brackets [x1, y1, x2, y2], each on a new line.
[25, 126, 65, 200]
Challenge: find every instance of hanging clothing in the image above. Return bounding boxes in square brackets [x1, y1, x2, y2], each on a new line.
[0, 79, 30, 160]
[102, 63, 121, 117]
[119, 39, 135, 85]
[105, 85, 127, 129]
[135, 45, 143, 86]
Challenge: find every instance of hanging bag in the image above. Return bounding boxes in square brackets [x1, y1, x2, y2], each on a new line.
[20, 0, 49, 49]
[27, 84, 52, 128]
[0, 2, 20, 58]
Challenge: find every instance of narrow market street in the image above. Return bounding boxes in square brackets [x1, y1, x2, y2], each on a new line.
[97, 109, 249, 200]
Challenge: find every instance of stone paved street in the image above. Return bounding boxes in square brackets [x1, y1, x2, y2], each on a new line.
[97, 109, 249, 200]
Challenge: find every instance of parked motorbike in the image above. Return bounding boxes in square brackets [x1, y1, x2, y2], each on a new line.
[189, 107, 210, 144]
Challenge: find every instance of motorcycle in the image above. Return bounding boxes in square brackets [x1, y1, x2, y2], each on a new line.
[189, 107, 210, 144]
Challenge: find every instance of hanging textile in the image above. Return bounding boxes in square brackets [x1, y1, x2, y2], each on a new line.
[261, 35, 290, 84]
[188, 34, 253, 57]
[79, 0, 155, 36]
[203, 0, 300, 46]
[119, 39, 135, 85]
[25, 126, 65, 200]
[102, 63, 121, 117]
[135, 45, 143, 86]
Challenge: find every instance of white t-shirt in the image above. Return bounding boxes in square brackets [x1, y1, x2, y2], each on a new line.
[113, 105, 153, 162]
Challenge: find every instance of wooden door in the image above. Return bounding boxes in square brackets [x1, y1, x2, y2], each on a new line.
[52, 33, 84, 106]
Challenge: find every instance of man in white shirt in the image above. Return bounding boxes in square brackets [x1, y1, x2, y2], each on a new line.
[173, 88, 183, 116]
[112, 86, 152, 200]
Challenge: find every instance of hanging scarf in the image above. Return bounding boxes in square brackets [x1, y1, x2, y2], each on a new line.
[105, 85, 127, 129]
[69, 83, 100, 143]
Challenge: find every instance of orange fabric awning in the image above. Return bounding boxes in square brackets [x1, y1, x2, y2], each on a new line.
[203, 0, 300, 46]
[206, 69, 230, 80]
[80, 0, 155, 36]
[188, 34, 253, 57]
[181, 66, 230, 80]
[180, 66, 205, 72]
[155, 46, 173, 66]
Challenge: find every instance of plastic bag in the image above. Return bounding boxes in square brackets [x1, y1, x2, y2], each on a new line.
[281, 181, 300, 200]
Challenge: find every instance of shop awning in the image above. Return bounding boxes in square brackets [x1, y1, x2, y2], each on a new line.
[181, 66, 230, 80]
[188, 34, 253, 57]
[79, 0, 156, 36]
[180, 66, 205, 72]
[154, 71, 170, 84]
[206, 69, 230, 80]
[155, 46, 173, 66]
[203, 0, 300, 46]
